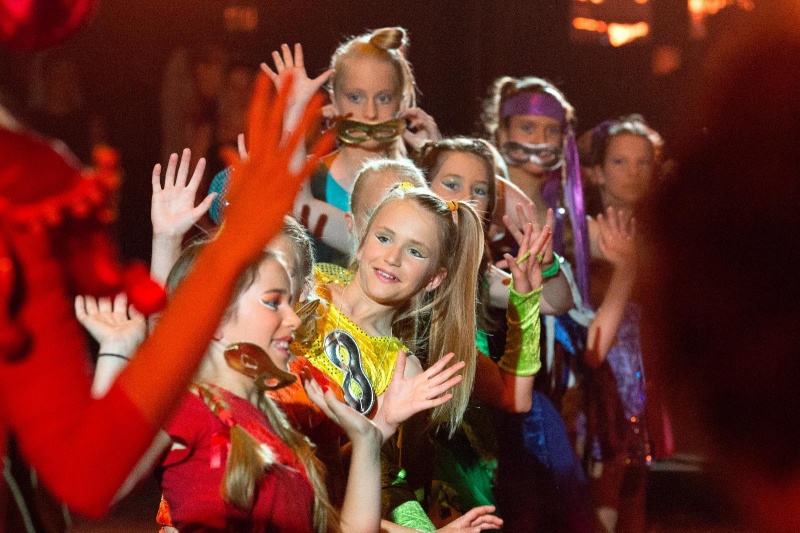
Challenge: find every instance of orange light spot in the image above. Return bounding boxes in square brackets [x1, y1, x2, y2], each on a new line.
[608, 22, 650, 46]
[572, 17, 650, 47]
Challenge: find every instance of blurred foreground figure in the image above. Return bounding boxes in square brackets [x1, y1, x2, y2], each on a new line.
[0, 2, 329, 525]
[643, 4, 800, 532]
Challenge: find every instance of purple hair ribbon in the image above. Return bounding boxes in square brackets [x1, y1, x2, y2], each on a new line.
[564, 129, 591, 305]
[500, 92, 567, 124]
[541, 129, 591, 306]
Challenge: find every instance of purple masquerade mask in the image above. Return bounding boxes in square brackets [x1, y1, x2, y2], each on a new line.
[501, 92, 567, 124]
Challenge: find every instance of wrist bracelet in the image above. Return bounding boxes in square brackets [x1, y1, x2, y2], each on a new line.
[542, 253, 561, 279]
[97, 353, 130, 361]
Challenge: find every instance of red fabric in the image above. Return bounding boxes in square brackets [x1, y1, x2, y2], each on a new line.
[268, 356, 344, 440]
[0, 128, 159, 518]
[158, 389, 315, 532]
[0, 220, 154, 515]
[0, 0, 97, 51]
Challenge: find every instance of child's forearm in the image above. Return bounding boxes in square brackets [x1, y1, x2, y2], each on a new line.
[340, 431, 382, 533]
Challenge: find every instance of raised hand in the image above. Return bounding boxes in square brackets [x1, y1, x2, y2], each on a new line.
[503, 221, 552, 295]
[500, 202, 555, 267]
[151, 149, 215, 238]
[75, 293, 146, 357]
[373, 351, 465, 441]
[596, 206, 636, 271]
[397, 107, 441, 152]
[301, 367, 382, 446]
[261, 43, 333, 110]
[219, 73, 335, 259]
[436, 505, 503, 532]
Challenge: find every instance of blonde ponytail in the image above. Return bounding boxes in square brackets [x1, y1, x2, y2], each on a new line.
[426, 201, 483, 435]
[365, 188, 484, 437]
[257, 395, 338, 533]
[224, 424, 274, 510]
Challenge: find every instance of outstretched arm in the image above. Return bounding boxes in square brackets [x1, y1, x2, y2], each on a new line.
[473, 222, 550, 413]
[585, 207, 637, 368]
[150, 149, 215, 285]
[0, 74, 332, 518]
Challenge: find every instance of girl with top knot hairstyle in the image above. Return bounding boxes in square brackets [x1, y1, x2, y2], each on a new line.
[257, 28, 442, 265]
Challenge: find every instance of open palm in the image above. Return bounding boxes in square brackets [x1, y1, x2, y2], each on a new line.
[151, 148, 215, 237]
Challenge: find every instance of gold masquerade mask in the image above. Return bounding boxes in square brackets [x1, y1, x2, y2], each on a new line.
[336, 118, 406, 145]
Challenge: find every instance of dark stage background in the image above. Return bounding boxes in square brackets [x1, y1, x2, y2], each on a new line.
[0, 0, 734, 261]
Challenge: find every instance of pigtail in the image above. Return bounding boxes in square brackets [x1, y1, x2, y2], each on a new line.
[224, 424, 275, 509]
[428, 202, 483, 436]
[257, 395, 338, 533]
[192, 383, 337, 532]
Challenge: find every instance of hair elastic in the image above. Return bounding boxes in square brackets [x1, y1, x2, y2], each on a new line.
[445, 200, 459, 212]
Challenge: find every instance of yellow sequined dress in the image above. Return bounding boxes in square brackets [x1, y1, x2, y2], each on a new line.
[291, 264, 406, 416]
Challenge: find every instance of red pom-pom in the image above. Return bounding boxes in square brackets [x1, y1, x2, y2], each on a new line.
[0, 0, 98, 51]
[123, 261, 166, 316]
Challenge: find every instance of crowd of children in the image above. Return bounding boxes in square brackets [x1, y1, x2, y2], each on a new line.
[2, 20, 677, 533]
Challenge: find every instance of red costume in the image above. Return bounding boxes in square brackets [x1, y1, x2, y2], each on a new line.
[158, 386, 315, 532]
[0, 128, 168, 517]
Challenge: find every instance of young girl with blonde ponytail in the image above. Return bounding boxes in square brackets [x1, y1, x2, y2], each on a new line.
[293, 184, 544, 531]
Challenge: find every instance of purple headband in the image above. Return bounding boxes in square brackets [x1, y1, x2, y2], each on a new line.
[501, 92, 567, 124]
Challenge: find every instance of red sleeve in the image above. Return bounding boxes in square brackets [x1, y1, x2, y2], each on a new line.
[0, 238, 155, 518]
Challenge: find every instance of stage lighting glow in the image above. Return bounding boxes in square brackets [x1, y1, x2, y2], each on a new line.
[572, 17, 651, 46]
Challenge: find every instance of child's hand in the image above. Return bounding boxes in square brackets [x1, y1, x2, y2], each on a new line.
[218, 73, 335, 259]
[503, 220, 552, 295]
[397, 107, 441, 152]
[261, 43, 333, 110]
[597, 206, 636, 271]
[75, 293, 146, 356]
[373, 351, 464, 441]
[151, 149, 215, 238]
[498, 202, 555, 269]
[301, 367, 381, 446]
[436, 505, 503, 532]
